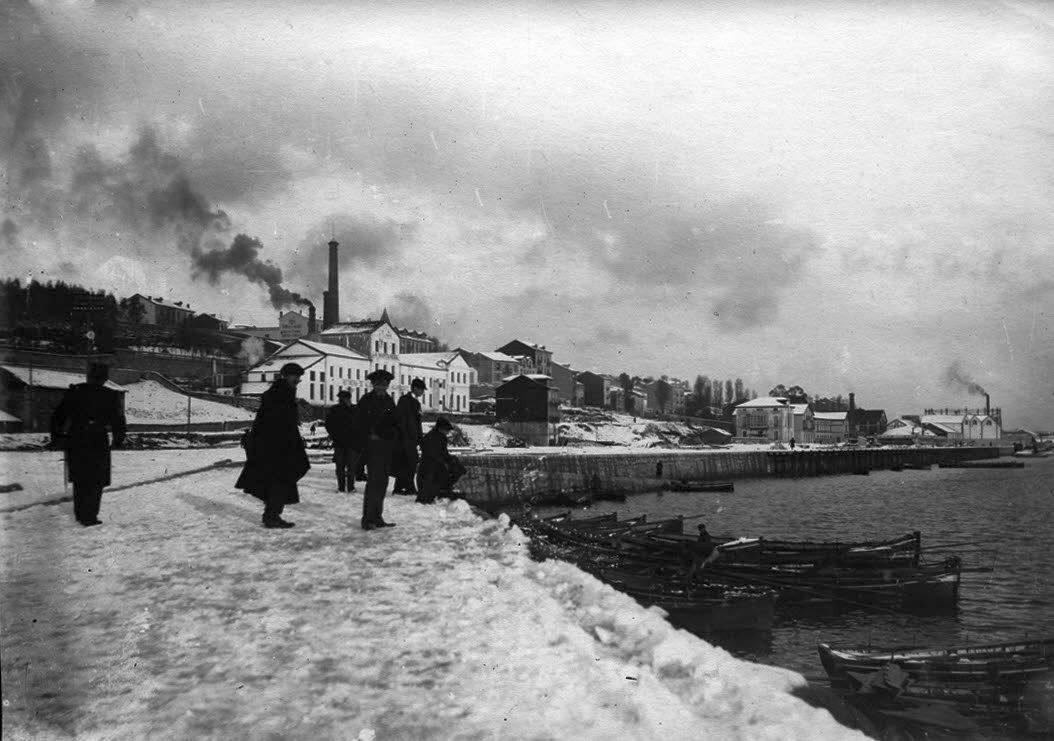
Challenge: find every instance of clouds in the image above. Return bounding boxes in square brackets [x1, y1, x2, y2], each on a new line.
[2, 0, 1053, 426]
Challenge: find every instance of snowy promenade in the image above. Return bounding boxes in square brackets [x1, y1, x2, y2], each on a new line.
[1, 450, 861, 740]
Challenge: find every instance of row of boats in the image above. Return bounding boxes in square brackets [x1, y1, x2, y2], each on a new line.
[516, 511, 1053, 736]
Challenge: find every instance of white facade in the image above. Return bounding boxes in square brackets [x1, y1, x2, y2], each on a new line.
[813, 411, 849, 444]
[279, 311, 310, 340]
[400, 352, 477, 413]
[240, 339, 373, 406]
[734, 397, 794, 441]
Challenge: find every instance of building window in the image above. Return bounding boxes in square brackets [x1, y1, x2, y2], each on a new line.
[320, 373, 325, 383]
[329, 387, 334, 402]
[309, 384, 314, 400]
[310, 371, 315, 381]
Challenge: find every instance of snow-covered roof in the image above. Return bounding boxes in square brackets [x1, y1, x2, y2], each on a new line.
[791, 403, 810, 415]
[480, 351, 521, 363]
[735, 396, 789, 409]
[289, 339, 368, 360]
[238, 381, 271, 396]
[502, 373, 552, 382]
[813, 411, 847, 421]
[921, 414, 965, 425]
[0, 409, 21, 423]
[928, 422, 960, 434]
[1, 365, 125, 392]
[400, 351, 465, 369]
[878, 425, 917, 437]
[131, 294, 196, 313]
[250, 356, 323, 374]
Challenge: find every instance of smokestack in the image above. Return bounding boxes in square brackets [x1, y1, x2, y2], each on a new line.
[308, 303, 317, 334]
[849, 393, 855, 412]
[985, 393, 990, 417]
[322, 239, 339, 329]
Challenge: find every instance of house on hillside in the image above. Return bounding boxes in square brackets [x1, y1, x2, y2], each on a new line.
[465, 351, 522, 387]
[575, 371, 610, 408]
[733, 397, 794, 442]
[126, 294, 196, 328]
[496, 339, 552, 377]
[0, 365, 127, 431]
[548, 361, 582, 404]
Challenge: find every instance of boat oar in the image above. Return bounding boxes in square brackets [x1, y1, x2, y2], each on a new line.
[918, 541, 990, 550]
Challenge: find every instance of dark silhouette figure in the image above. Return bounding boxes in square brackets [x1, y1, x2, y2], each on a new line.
[393, 378, 426, 495]
[50, 363, 127, 526]
[325, 389, 360, 492]
[417, 418, 466, 504]
[356, 369, 398, 530]
[235, 363, 310, 528]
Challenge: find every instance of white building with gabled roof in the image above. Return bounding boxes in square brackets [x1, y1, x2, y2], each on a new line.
[733, 396, 794, 441]
[240, 338, 373, 406]
[400, 351, 477, 413]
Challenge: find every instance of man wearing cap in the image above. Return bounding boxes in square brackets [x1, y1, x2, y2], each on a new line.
[325, 389, 360, 493]
[50, 363, 127, 526]
[416, 418, 466, 504]
[355, 368, 399, 529]
[236, 362, 310, 528]
[393, 377, 426, 495]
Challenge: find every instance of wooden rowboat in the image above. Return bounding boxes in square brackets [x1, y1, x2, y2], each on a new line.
[819, 637, 1054, 688]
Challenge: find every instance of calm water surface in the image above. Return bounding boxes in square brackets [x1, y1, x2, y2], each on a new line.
[536, 456, 1054, 679]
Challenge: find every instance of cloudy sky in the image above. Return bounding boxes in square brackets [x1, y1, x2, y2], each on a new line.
[3, 0, 1052, 427]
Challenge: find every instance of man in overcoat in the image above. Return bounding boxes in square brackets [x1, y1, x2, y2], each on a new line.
[356, 368, 398, 530]
[50, 363, 127, 526]
[235, 362, 310, 528]
[416, 417, 466, 504]
[325, 389, 360, 492]
[393, 377, 426, 495]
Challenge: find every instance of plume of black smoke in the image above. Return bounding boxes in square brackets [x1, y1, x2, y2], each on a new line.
[193, 234, 309, 309]
[942, 360, 986, 396]
[388, 292, 434, 332]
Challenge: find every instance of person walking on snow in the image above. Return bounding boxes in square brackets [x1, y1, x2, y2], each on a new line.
[416, 418, 466, 504]
[50, 362, 127, 527]
[393, 377, 426, 495]
[235, 362, 310, 529]
[325, 389, 361, 492]
[356, 368, 398, 530]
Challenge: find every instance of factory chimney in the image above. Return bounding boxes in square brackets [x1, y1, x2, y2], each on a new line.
[308, 303, 317, 335]
[849, 393, 855, 413]
[322, 239, 339, 329]
[984, 393, 990, 417]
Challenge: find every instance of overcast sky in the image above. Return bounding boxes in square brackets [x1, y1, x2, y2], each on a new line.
[3, 0, 1052, 427]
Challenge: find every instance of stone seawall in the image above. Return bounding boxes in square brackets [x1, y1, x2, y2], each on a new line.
[456, 446, 1003, 512]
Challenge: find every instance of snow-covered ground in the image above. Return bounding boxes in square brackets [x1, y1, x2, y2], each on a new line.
[0, 449, 861, 740]
[122, 380, 256, 424]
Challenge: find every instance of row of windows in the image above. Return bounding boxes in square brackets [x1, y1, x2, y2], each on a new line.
[373, 340, 396, 355]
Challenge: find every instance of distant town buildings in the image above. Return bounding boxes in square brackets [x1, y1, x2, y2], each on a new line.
[496, 340, 552, 377]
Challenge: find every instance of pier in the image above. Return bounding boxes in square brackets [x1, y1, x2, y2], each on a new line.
[456, 446, 1005, 511]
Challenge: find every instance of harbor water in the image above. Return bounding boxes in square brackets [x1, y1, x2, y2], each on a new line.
[535, 455, 1054, 680]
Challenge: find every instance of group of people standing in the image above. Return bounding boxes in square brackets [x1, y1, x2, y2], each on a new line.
[49, 361, 464, 531]
[236, 363, 464, 530]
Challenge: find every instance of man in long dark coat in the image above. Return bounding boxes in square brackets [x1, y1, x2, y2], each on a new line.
[393, 377, 426, 495]
[236, 362, 310, 528]
[324, 389, 360, 492]
[50, 363, 127, 526]
[416, 418, 466, 504]
[356, 368, 398, 530]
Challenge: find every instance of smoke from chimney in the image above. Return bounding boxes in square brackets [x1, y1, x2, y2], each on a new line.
[192, 233, 311, 309]
[942, 360, 986, 396]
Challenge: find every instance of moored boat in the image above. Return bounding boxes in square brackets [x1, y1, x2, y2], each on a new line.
[818, 637, 1054, 687]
